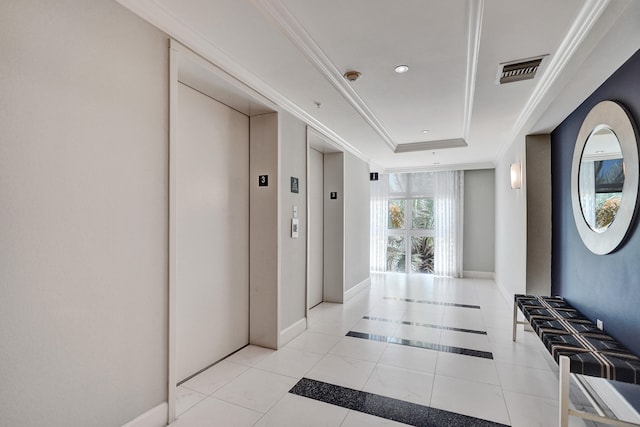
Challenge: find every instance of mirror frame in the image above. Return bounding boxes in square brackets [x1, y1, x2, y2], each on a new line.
[571, 100, 639, 255]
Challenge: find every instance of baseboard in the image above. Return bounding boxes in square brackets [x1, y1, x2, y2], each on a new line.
[494, 276, 513, 306]
[344, 277, 371, 301]
[122, 402, 167, 427]
[279, 317, 307, 347]
[583, 376, 640, 424]
[463, 270, 495, 280]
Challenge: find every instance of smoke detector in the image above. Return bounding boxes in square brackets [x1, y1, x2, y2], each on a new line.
[343, 70, 362, 82]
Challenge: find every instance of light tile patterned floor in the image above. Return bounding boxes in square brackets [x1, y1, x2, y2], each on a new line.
[171, 273, 606, 426]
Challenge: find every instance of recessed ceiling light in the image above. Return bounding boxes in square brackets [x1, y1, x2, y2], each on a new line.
[394, 65, 409, 73]
[422, 129, 430, 134]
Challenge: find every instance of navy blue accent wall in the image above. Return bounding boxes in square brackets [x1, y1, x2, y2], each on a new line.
[551, 49, 640, 408]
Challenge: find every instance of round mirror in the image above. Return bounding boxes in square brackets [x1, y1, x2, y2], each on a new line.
[578, 126, 623, 233]
[571, 101, 639, 255]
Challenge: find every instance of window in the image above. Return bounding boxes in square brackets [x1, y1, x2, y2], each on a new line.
[372, 170, 464, 277]
[386, 173, 435, 273]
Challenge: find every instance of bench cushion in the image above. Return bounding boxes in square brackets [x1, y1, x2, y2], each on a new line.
[515, 294, 640, 384]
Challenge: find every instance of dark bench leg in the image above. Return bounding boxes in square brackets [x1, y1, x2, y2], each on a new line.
[512, 299, 518, 341]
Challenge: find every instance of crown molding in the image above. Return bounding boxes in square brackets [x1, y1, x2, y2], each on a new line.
[254, 0, 397, 152]
[115, 0, 369, 162]
[384, 161, 494, 174]
[512, 0, 610, 133]
[494, 0, 610, 163]
[394, 138, 467, 153]
[463, 0, 484, 140]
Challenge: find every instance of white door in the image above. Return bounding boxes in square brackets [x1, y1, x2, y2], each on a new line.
[176, 83, 249, 382]
[308, 148, 324, 308]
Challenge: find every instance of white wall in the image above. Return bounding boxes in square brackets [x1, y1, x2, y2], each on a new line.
[249, 111, 309, 348]
[175, 83, 249, 381]
[344, 152, 371, 291]
[249, 113, 279, 349]
[525, 134, 552, 296]
[463, 169, 496, 274]
[0, 1, 169, 425]
[323, 152, 345, 302]
[495, 141, 528, 302]
[279, 112, 307, 332]
[318, 150, 369, 300]
[308, 148, 324, 307]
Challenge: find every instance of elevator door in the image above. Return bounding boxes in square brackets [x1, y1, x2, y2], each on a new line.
[175, 83, 249, 382]
[308, 148, 324, 308]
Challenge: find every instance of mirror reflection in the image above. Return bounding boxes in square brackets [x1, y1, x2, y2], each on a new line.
[579, 126, 624, 233]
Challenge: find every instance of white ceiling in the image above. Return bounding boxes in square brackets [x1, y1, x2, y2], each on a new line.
[118, 0, 640, 172]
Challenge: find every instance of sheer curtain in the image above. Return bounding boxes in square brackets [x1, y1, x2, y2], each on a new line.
[579, 161, 596, 228]
[370, 175, 388, 272]
[433, 170, 464, 277]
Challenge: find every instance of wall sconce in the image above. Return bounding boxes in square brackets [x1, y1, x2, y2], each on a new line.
[510, 162, 522, 189]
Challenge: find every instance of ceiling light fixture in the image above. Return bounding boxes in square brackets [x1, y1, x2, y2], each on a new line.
[422, 129, 430, 134]
[394, 65, 409, 73]
[343, 70, 362, 82]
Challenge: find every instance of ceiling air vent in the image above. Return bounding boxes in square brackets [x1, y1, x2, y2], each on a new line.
[497, 55, 547, 84]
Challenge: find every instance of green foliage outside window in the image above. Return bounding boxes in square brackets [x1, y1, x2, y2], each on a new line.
[386, 236, 406, 272]
[386, 197, 435, 273]
[388, 200, 405, 229]
[412, 198, 434, 229]
[411, 236, 434, 273]
[595, 195, 621, 230]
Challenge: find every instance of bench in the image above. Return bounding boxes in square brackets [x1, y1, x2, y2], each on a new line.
[513, 294, 640, 427]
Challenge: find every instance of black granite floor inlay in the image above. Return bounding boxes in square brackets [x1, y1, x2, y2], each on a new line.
[384, 296, 481, 309]
[346, 331, 494, 359]
[363, 315, 487, 335]
[290, 378, 508, 427]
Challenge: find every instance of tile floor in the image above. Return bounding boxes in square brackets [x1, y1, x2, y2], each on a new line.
[170, 273, 606, 426]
